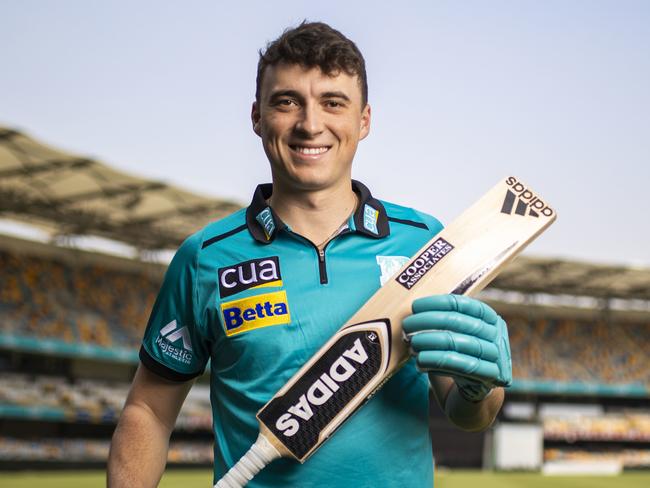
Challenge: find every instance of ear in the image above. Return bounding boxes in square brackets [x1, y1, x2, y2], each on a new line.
[358, 104, 371, 141]
[251, 102, 262, 137]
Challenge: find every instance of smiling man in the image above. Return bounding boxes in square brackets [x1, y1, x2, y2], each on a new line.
[108, 22, 510, 488]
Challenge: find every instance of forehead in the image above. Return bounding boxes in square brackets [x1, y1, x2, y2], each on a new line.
[260, 63, 363, 102]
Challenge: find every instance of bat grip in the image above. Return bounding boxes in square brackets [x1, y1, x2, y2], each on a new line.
[214, 433, 280, 488]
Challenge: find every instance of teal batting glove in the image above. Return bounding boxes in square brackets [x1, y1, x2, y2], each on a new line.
[402, 295, 512, 402]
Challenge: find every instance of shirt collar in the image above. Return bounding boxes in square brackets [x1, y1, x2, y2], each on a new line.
[245, 180, 390, 244]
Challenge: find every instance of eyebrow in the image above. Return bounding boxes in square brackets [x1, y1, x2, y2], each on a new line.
[321, 91, 351, 102]
[268, 90, 302, 103]
[267, 89, 351, 103]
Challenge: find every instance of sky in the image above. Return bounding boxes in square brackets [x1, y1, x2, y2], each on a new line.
[1, 1, 649, 266]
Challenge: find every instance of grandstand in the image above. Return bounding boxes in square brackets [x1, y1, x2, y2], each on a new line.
[1, 127, 650, 473]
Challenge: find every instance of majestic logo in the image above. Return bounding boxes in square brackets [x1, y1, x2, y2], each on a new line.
[363, 204, 379, 235]
[155, 319, 193, 365]
[274, 338, 369, 438]
[221, 290, 291, 336]
[256, 207, 276, 240]
[376, 255, 409, 286]
[502, 176, 554, 218]
[396, 238, 454, 290]
[218, 256, 282, 298]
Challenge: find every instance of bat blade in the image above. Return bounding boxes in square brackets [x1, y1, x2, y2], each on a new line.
[214, 176, 556, 487]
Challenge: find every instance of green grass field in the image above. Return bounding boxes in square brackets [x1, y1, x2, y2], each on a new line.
[1, 469, 649, 487]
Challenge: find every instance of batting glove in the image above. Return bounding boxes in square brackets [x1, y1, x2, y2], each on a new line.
[402, 294, 512, 402]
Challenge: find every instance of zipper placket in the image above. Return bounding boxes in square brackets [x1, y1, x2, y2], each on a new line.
[316, 229, 350, 284]
[317, 248, 327, 284]
[287, 229, 350, 285]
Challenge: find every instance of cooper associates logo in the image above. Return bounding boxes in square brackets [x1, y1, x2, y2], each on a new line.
[395, 238, 454, 290]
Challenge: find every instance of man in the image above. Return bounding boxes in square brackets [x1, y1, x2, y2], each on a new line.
[108, 22, 511, 487]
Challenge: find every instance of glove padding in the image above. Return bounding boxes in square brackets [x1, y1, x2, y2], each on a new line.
[402, 294, 512, 402]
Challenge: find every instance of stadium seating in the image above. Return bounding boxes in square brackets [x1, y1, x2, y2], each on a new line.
[2, 248, 650, 388]
[544, 412, 650, 442]
[506, 315, 650, 387]
[0, 373, 211, 428]
[0, 437, 213, 464]
[545, 448, 650, 468]
[0, 250, 157, 349]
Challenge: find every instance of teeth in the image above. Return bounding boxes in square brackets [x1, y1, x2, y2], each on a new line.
[294, 146, 328, 155]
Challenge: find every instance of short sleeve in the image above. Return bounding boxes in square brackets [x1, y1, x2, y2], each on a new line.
[139, 232, 209, 381]
[417, 211, 444, 237]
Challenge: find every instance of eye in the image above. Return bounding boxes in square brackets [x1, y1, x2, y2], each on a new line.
[325, 100, 343, 109]
[274, 98, 297, 108]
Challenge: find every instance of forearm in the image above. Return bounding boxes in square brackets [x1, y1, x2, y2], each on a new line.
[429, 374, 504, 432]
[107, 402, 173, 487]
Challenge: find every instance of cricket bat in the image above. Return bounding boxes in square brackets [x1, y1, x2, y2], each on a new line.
[214, 176, 556, 487]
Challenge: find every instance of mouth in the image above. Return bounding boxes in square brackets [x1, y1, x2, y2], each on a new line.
[289, 145, 331, 156]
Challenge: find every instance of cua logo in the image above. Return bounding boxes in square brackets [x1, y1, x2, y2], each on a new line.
[218, 256, 282, 298]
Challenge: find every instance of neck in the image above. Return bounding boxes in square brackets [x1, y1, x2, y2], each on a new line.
[269, 181, 358, 248]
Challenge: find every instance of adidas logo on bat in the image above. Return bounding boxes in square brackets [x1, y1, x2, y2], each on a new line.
[501, 176, 554, 218]
[274, 338, 369, 437]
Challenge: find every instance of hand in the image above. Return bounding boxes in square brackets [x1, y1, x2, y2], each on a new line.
[402, 294, 512, 402]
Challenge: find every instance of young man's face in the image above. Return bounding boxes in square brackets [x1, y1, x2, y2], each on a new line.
[252, 62, 370, 193]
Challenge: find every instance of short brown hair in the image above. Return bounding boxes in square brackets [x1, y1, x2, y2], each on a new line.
[256, 21, 368, 106]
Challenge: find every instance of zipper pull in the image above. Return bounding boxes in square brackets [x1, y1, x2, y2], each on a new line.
[317, 248, 327, 284]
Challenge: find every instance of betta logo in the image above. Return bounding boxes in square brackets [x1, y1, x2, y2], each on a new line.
[218, 256, 282, 298]
[220, 290, 291, 337]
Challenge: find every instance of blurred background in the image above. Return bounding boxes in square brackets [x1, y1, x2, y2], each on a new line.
[1, 1, 649, 486]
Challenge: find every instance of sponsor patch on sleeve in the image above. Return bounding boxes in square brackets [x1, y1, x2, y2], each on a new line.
[220, 290, 291, 337]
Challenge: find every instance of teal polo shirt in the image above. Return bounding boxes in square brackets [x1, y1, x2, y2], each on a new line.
[140, 180, 443, 487]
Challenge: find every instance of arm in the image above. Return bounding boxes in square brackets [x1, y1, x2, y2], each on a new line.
[429, 375, 503, 432]
[107, 364, 194, 488]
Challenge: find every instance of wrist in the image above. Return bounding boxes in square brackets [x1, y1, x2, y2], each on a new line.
[455, 377, 493, 403]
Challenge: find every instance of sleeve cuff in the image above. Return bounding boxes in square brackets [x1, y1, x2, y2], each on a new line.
[139, 346, 203, 382]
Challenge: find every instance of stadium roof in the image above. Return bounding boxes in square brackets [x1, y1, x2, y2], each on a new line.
[491, 256, 650, 302]
[1, 126, 649, 302]
[0, 126, 241, 250]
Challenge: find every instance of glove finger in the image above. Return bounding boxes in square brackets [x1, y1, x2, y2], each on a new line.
[410, 331, 499, 362]
[403, 311, 497, 342]
[412, 295, 498, 325]
[417, 350, 500, 381]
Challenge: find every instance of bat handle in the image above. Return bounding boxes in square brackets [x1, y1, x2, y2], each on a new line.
[213, 433, 280, 488]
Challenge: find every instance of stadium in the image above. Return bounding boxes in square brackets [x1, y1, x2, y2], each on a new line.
[1, 127, 649, 487]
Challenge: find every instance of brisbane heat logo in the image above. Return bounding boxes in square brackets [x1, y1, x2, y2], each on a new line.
[502, 177, 554, 218]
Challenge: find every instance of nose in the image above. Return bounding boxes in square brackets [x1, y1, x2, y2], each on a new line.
[295, 103, 323, 137]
